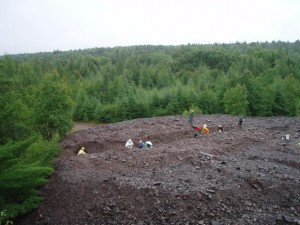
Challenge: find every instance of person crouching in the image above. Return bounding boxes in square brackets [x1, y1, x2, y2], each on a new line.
[125, 139, 134, 148]
[138, 140, 145, 149]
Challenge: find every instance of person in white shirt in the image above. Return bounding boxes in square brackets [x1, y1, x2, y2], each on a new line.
[125, 139, 134, 148]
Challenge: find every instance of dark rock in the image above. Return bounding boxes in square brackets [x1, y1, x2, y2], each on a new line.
[216, 168, 222, 172]
[154, 182, 162, 186]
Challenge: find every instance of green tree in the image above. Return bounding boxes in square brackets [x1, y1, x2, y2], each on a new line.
[0, 75, 29, 145]
[248, 77, 274, 116]
[122, 94, 149, 120]
[95, 103, 123, 123]
[0, 137, 59, 219]
[139, 66, 153, 89]
[272, 79, 287, 116]
[32, 73, 74, 140]
[214, 74, 230, 113]
[73, 89, 97, 121]
[199, 86, 218, 114]
[223, 84, 249, 115]
[282, 74, 299, 116]
[156, 65, 171, 89]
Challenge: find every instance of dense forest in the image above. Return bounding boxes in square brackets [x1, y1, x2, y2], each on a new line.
[0, 41, 300, 222]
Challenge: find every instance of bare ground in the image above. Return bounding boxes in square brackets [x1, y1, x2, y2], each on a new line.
[17, 115, 300, 225]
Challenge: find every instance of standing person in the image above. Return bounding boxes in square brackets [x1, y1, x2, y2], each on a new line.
[188, 110, 194, 125]
[217, 124, 224, 138]
[238, 117, 244, 129]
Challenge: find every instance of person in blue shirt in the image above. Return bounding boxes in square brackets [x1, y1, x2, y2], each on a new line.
[138, 140, 145, 148]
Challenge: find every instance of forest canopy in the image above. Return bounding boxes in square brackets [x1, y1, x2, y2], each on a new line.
[1, 41, 299, 125]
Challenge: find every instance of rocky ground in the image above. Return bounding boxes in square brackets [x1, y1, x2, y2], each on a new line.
[17, 115, 300, 225]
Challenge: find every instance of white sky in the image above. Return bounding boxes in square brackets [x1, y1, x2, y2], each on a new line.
[0, 0, 299, 55]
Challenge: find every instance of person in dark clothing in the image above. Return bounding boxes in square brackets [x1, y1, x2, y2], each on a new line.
[238, 117, 244, 129]
[188, 110, 194, 125]
[138, 140, 145, 149]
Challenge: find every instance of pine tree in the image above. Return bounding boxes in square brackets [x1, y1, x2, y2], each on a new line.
[32, 72, 74, 140]
[223, 84, 249, 115]
[0, 137, 59, 219]
[0, 74, 29, 144]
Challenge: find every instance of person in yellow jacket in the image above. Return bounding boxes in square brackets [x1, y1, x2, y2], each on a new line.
[202, 124, 209, 134]
[78, 147, 86, 155]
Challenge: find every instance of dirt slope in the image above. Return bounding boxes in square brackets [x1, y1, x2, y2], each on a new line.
[17, 115, 300, 225]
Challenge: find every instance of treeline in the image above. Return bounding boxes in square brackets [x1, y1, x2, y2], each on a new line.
[3, 41, 300, 123]
[0, 41, 300, 221]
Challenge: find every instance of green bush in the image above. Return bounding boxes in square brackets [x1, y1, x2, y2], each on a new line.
[0, 210, 13, 225]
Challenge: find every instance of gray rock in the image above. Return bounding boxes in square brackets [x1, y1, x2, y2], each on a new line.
[210, 221, 221, 225]
[283, 215, 294, 223]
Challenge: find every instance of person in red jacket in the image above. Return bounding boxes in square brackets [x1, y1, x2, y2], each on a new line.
[193, 125, 202, 138]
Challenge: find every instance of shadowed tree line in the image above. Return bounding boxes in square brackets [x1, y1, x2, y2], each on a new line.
[0, 41, 300, 222]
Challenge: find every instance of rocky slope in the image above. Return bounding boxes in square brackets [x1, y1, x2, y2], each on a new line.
[17, 115, 300, 225]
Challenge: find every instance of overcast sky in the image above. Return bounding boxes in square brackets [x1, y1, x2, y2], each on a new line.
[0, 0, 299, 55]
